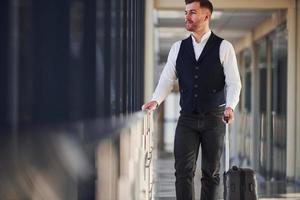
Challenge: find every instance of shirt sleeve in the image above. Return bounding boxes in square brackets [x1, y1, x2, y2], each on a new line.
[220, 40, 242, 110]
[151, 41, 180, 105]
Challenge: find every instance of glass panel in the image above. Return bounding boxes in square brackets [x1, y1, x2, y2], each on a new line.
[0, 0, 146, 199]
[256, 38, 268, 177]
[243, 49, 252, 112]
[238, 49, 252, 165]
[255, 25, 287, 180]
[69, 0, 85, 120]
[270, 24, 287, 180]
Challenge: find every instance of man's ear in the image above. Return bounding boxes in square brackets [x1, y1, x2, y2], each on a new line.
[206, 13, 211, 20]
[204, 10, 210, 20]
[204, 15, 209, 21]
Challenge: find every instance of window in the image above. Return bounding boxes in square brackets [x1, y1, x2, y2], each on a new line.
[1, 0, 145, 126]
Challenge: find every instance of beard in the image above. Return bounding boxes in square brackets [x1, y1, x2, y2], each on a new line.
[185, 21, 196, 32]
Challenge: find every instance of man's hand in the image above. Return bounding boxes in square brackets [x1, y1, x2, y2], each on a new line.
[223, 107, 234, 124]
[142, 101, 158, 111]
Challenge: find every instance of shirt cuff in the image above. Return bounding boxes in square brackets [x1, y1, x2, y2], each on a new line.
[225, 103, 236, 111]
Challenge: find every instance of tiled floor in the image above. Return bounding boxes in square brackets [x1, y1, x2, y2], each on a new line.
[153, 151, 300, 200]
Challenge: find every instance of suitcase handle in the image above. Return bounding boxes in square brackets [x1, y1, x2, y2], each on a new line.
[225, 123, 230, 171]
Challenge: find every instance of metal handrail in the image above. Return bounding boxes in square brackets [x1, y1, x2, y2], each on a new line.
[142, 110, 154, 200]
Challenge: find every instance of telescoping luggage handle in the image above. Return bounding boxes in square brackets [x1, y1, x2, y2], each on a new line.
[225, 117, 230, 172]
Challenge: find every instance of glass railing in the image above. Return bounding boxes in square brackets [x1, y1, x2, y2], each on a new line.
[0, 110, 155, 200]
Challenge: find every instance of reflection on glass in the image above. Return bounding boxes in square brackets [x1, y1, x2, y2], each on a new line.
[270, 25, 287, 180]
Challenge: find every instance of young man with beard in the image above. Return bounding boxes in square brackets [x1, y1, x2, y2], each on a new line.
[142, 0, 241, 199]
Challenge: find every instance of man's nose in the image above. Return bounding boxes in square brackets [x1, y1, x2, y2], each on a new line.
[185, 14, 190, 21]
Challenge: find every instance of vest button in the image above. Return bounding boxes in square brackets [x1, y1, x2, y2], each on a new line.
[194, 94, 198, 98]
[194, 84, 198, 88]
[194, 75, 198, 79]
[195, 66, 199, 70]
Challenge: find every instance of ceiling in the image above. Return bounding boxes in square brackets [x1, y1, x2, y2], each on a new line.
[156, 10, 279, 63]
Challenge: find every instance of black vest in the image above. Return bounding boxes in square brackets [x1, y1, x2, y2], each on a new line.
[176, 32, 225, 113]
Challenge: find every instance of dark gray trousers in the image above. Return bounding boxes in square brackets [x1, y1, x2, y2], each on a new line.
[174, 106, 225, 200]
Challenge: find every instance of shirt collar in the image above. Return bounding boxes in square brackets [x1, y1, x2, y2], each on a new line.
[191, 30, 211, 45]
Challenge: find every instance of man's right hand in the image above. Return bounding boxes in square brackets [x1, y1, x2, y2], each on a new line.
[142, 101, 158, 111]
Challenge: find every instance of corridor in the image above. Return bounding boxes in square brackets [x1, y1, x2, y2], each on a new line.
[1, 0, 300, 199]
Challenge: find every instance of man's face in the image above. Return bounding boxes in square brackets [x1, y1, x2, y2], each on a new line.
[185, 2, 208, 32]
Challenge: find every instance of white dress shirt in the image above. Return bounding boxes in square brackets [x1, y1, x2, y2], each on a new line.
[151, 30, 242, 110]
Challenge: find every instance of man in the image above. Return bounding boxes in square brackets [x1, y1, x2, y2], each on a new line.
[142, 0, 241, 199]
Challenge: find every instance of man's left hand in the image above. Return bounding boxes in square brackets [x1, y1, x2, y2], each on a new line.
[223, 107, 234, 124]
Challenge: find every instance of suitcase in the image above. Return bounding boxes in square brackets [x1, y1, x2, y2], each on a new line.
[223, 123, 258, 200]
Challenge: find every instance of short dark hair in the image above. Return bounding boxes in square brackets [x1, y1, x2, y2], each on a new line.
[185, 0, 213, 14]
